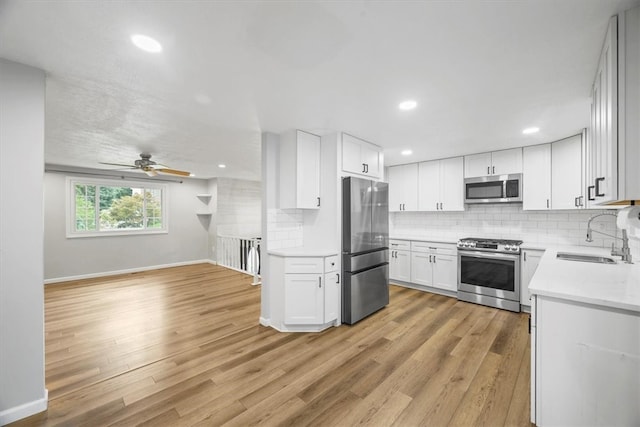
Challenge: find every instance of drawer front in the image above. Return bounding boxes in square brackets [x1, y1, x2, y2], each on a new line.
[284, 257, 323, 274]
[410, 241, 435, 253]
[324, 255, 338, 272]
[389, 239, 411, 250]
[410, 241, 456, 255]
[433, 245, 456, 256]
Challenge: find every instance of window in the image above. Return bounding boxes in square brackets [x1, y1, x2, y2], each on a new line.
[68, 178, 167, 237]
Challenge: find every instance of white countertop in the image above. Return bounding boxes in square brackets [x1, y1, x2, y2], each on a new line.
[390, 236, 459, 245]
[529, 246, 640, 312]
[267, 247, 338, 257]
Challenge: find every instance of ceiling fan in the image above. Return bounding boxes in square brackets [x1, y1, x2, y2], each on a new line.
[99, 153, 191, 177]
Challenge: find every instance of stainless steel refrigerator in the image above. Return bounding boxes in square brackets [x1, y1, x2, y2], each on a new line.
[342, 176, 389, 324]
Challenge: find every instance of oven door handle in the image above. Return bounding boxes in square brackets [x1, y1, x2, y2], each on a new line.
[457, 250, 520, 261]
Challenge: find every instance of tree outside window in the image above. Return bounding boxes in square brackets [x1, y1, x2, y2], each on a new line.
[70, 179, 166, 236]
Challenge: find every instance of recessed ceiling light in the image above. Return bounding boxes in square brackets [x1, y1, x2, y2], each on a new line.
[401, 149, 413, 156]
[398, 100, 417, 111]
[218, 164, 226, 168]
[522, 127, 540, 135]
[131, 34, 162, 53]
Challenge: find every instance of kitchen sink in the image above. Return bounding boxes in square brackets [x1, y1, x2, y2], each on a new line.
[556, 252, 617, 264]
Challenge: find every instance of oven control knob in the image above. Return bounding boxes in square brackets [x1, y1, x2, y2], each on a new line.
[505, 244, 512, 251]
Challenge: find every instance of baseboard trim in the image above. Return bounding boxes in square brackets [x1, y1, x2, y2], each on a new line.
[259, 317, 271, 327]
[0, 388, 48, 425]
[44, 260, 214, 284]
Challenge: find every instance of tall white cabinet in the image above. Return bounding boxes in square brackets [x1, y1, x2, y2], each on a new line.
[587, 7, 640, 205]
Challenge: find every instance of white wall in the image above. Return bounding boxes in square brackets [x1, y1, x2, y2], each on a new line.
[216, 178, 261, 237]
[43, 173, 210, 281]
[0, 59, 47, 424]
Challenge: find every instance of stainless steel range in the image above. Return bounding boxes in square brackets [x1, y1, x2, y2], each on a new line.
[457, 237, 523, 312]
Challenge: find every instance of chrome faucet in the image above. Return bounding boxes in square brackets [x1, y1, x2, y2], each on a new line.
[586, 212, 633, 263]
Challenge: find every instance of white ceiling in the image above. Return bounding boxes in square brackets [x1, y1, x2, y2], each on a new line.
[1, 0, 638, 180]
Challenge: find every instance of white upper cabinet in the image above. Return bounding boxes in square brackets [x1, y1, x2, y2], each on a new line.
[439, 157, 465, 211]
[523, 134, 585, 211]
[279, 130, 321, 209]
[552, 134, 584, 209]
[464, 152, 493, 177]
[589, 16, 618, 204]
[523, 144, 551, 210]
[418, 157, 464, 211]
[388, 163, 418, 212]
[464, 148, 523, 177]
[341, 133, 383, 179]
[588, 7, 640, 205]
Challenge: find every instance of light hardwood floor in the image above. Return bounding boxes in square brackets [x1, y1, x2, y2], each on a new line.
[13, 264, 532, 426]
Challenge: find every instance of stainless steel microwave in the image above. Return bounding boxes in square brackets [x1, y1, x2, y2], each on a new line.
[464, 174, 522, 204]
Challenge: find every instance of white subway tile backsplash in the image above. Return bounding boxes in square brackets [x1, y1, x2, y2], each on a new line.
[390, 205, 623, 250]
[267, 208, 304, 250]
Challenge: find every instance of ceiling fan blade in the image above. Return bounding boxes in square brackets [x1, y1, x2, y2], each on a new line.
[156, 168, 191, 177]
[143, 168, 158, 177]
[99, 162, 137, 168]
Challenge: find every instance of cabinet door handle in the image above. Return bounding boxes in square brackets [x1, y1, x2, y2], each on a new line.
[492, 166, 495, 175]
[524, 252, 527, 261]
[402, 203, 405, 210]
[336, 273, 340, 283]
[595, 177, 605, 197]
[433, 256, 436, 264]
[487, 166, 490, 175]
[574, 197, 579, 207]
[546, 199, 549, 209]
[365, 164, 369, 173]
[435, 202, 438, 210]
[587, 185, 595, 201]
[439, 202, 443, 210]
[428, 255, 432, 263]
[579, 196, 584, 207]
[318, 277, 322, 288]
[362, 163, 367, 173]
[317, 197, 321, 207]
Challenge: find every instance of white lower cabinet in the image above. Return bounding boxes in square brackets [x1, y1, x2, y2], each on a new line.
[520, 249, 544, 307]
[432, 254, 457, 292]
[389, 249, 411, 282]
[282, 255, 339, 327]
[409, 241, 457, 292]
[532, 294, 640, 425]
[390, 240, 411, 282]
[411, 251, 432, 286]
[284, 274, 324, 324]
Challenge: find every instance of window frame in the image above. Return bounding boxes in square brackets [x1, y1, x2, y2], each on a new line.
[66, 176, 169, 238]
